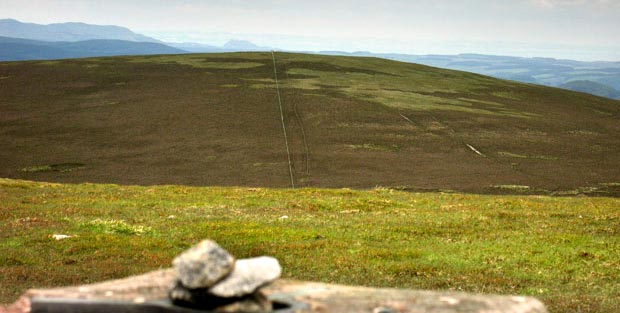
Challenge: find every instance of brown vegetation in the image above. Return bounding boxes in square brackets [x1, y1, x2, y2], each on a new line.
[1, 52, 619, 195]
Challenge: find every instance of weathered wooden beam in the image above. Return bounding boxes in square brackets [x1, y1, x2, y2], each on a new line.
[1, 269, 547, 313]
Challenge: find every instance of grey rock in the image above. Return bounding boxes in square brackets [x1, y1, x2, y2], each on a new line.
[209, 257, 281, 298]
[169, 283, 273, 312]
[172, 240, 235, 289]
[168, 280, 194, 303]
[215, 291, 273, 312]
[169, 279, 271, 312]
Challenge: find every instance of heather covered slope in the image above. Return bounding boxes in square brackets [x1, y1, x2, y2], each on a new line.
[1, 52, 619, 195]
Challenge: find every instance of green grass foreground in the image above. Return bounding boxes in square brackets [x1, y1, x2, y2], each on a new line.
[1, 178, 618, 312]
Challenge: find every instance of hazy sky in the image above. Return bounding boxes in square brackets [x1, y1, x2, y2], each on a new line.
[2, 0, 619, 60]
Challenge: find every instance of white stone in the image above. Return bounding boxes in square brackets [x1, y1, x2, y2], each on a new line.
[52, 234, 71, 240]
[209, 257, 281, 298]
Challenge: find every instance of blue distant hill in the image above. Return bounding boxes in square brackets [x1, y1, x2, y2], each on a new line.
[0, 36, 185, 61]
[559, 80, 620, 100]
[0, 18, 161, 43]
[0, 19, 275, 59]
[0, 19, 187, 61]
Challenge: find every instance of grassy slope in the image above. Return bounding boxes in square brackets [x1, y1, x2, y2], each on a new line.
[1, 178, 619, 312]
[1, 52, 620, 195]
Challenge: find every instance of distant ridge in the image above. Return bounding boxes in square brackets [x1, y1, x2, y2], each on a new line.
[559, 80, 620, 100]
[0, 19, 277, 58]
[166, 42, 224, 53]
[222, 39, 269, 51]
[0, 18, 161, 43]
[166, 40, 272, 53]
[0, 36, 185, 61]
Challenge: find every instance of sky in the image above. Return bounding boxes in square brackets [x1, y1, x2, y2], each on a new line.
[2, 0, 620, 61]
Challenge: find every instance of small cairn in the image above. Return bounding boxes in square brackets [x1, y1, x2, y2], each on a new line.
[169, 240, 281, 312]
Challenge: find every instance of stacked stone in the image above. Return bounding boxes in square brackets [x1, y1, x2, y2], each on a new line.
[169, 240, 281, 312]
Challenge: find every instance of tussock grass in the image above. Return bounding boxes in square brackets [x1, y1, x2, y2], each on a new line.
[491, 185, 531, 191]
[82, 219, 153, 236]
[346, 143, 400, 152]
[497, 152, 558, 160]
[1, 179, 618, 312]
[19, 163, 85, 173]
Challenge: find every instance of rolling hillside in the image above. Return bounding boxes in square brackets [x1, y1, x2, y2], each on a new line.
[1, 52, 619, 195]
[321, 51, 620, 99]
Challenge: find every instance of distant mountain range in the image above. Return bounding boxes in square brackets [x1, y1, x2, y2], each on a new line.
[0, 36, 184, 60]
[222, 39, 269, 51]
[0, 19, 274, 59]
[166, 39, 270, 53]
[1, 18, 619, 100]
[0, 18, 161, 43]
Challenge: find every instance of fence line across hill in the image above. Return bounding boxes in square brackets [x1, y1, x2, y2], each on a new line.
[271, 51, 296, 189]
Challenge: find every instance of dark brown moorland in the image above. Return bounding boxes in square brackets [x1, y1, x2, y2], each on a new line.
[1, 52, 619, 195]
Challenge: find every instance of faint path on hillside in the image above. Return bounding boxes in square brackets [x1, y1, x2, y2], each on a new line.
[281, 58, 311, 177]
[399, 109, 560, 188]
[271, 51, 296, 188]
